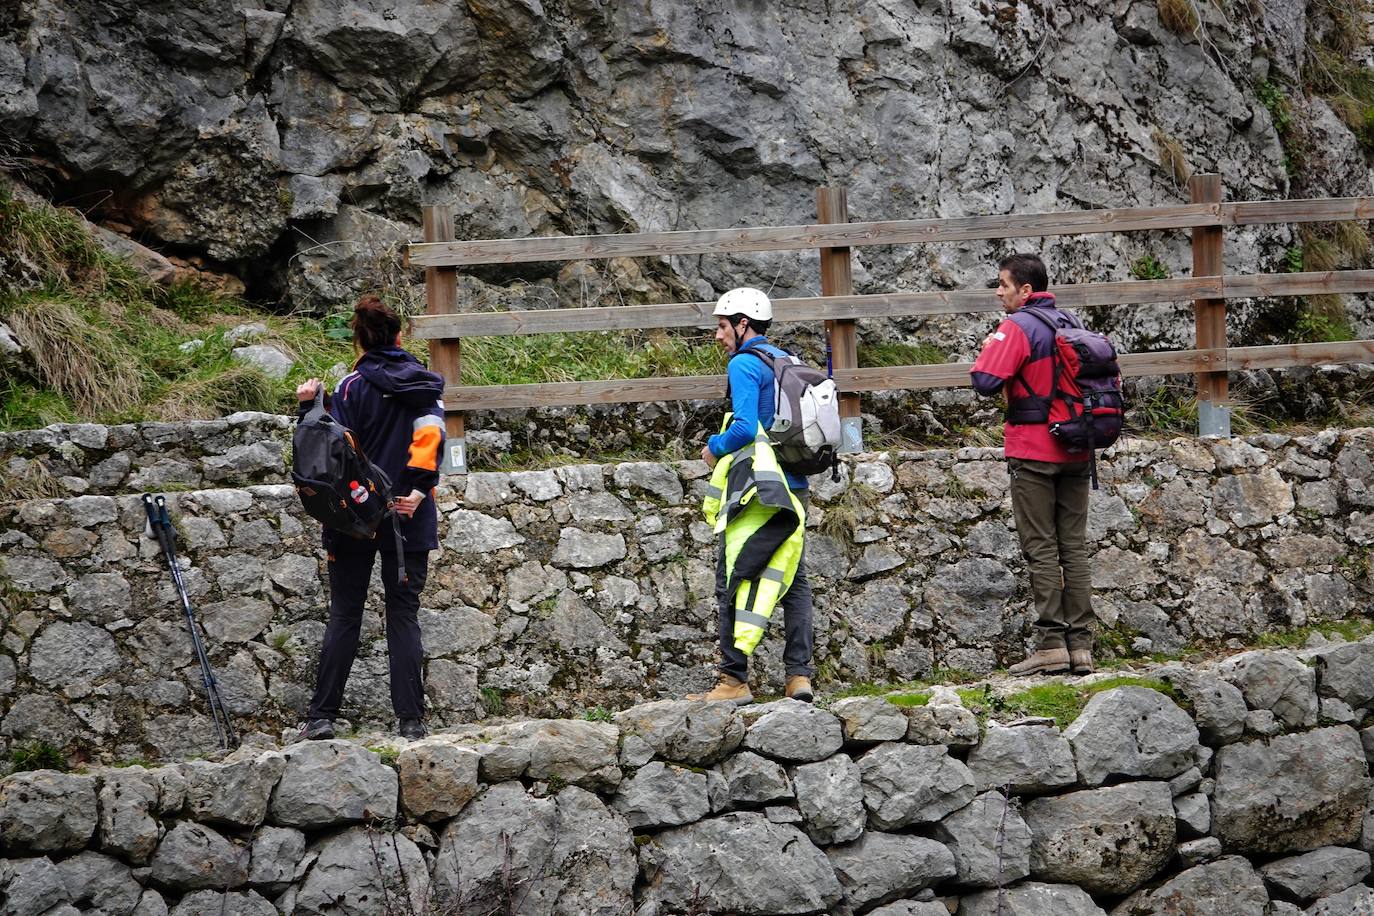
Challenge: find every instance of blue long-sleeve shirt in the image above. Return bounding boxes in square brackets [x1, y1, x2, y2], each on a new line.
[708, 336, 809, 490]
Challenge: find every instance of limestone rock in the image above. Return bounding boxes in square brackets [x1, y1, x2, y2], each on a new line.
[825, 832, 956, 910]
[551, 528, 626, 568]
[966, 723, 1077, 794]
[182, 752, 285, 828]
[1157, 666, 1247, 745]
[1063, 687, 1200, 787]
[433, 783, 635, 916]
[247, 826, 305, 896]
[792, 753, 866, 846]
[1111, 855, 1269, 916]
[829, 696, 909, 743]
[610, 761, 709, 830]
[268, 740, 398, 829]
[960, 881, 1107, 915]
[230, 345, 293, 380]
[904, 703, 981, 747]
[398, 739, 481, 822]
[720, 750, 793, 805]
[55, 851, 143, 915]
[741, 699, 844, 762]
[1313, 641, 1374, 710]
[1212, 726, 1371, 855]
[149, 822, 247, 892]
[0, 770, 98, 853]
[474, 719, 620, 791]
[1306, 884, 1374, 915]
[169, 890, 276, 916]
[0, 856, 71, 916]
[1174, 792, 1211, 838]
[933, 791, 1033, 888]
[294, 828, 428, 916]
[1023, 781, 1176, 895]
[612, 462, 684, 503]
[1259, 846, 1372, 903]
[859, 743, 977, 830]
[637, 811, 842, 915]
[615, 700, 745, 765]
[1218, 650, 1319, 730]
[98, 768, 162, 865]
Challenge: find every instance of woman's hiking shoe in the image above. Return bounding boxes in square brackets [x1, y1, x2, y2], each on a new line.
[1008, 647, 1070, 677]
[1070, 649, 1095, 675]
[687, 675, 753, 706]
[399, 719, 428, 740]
[785, 676, 814, 703]
[300, 719, 334, 741]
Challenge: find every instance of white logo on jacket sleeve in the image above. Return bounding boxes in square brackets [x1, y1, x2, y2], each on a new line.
[992, 331, 1006, 341]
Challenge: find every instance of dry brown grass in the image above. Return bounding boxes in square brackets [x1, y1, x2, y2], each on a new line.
[0, 296, 143, 415]
[1158, 0, 1200, 34]
[150, 362, 278, 421]
[1151, 129, 1192, 187]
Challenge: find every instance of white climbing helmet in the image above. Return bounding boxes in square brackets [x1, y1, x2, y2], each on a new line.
[712, 287, 773, 322]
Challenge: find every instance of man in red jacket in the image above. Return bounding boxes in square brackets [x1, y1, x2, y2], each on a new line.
[970, 253, 1095, 677]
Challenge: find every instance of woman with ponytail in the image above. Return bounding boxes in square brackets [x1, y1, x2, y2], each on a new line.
[294, 294, 446, 741]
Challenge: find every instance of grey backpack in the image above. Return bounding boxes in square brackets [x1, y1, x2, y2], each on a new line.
[735, 348, 842, 477]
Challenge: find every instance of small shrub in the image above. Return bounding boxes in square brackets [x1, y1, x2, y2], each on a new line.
[582, 706, 614, 723]
[10, 741, 67, 772]
[1130, 255, 1170, 281]
[480, 686, 505, 717]
[1159, 0, 1200, 35]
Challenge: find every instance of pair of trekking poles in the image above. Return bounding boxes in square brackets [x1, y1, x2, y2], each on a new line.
[142, 493, 238, 750]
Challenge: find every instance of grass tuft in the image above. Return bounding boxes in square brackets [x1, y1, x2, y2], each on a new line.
[9, 740, 67, 773]
[1158, 0, 1200, 34]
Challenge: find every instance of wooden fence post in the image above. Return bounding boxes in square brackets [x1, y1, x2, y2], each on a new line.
[422, 205, 467, 473]
[816, 186, 863, 453]
[1189, 174, 1231, 437]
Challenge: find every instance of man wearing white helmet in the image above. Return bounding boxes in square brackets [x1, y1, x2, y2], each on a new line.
[689, 286, 815, 705]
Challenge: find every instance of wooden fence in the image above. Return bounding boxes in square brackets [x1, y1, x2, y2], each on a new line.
[404, 176, 1374, 472]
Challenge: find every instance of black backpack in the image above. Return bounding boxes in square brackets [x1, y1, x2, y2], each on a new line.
[291, 390, 407, 583]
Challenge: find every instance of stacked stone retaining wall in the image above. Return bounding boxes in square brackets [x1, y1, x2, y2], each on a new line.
[3, 644, 1374, 914]
[2, 417, 1374, 761]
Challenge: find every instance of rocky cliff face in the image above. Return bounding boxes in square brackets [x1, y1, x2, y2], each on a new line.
[3, 0, 1370, 352]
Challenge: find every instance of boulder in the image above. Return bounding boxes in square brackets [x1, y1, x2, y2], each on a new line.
[720, 750, 793, 805]
[859, 743, 977, 829]
[468, 720, 620, 791]
[149, 822, 247, 892]
[0, 856, 71, 916]
[268, 740, 398, 829]
[825, 832, 956, 910]
[433, 783, 635, 916]
[1062, 687, 1200, 786]
[1156, 666, 1247, 745]
[98, 768, 162, 864]
[0, 771, 98, 853]
[1306, 884, 1374, 914]
[1259, 846, 1372, 902]
[398, 739, 481, 822]
[610, 761, 709, 829]
[742, 699, 844, 762]
[637, 811, 843, 915]
[1111, 855, 1269, 916]
[54, 851, 143, 914]
[182, 752, 285, 828]
[960, 881, 1107, 915]
[1212, 726, 1371, 855]
[829, 697, 910, 743]
[1312, 641, 1374, 710]
[904, 703, 981, 747]
[614, 700, 745, 765]
[965, 723, 1077, 794]
[294, 828, 428, 916]
[247, 826, 306, 896]
[933, 791, 1032, 888]
[170, 890, 276, 916]
[1218, 650, 1319, 730]
[1022, 781, 1176, 895]
[792, 753, 866, 845]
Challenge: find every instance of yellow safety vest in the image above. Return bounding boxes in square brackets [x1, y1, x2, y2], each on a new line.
[702, 418, 805, 655]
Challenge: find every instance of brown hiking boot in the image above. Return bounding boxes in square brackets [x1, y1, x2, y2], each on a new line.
[1008, 647, 1071, 677]
[1070, 649, 1095, 675]
[687, 675, 753, 706]
[785, 676, 814, 703]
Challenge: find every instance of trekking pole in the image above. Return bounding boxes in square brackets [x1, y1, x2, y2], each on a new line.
[142, 494, 239, 750]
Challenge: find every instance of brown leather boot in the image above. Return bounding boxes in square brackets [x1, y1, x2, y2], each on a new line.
[1008, 647, 1070, 677]
[687, 675, 753, 706]
[785, 676, 814, 703]
[1069, 649, 1095, 675]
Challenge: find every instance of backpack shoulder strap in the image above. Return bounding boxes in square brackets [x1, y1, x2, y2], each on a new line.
[733, 347, 776, 368]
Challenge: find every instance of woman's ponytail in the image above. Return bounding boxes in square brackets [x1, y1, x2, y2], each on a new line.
[351, 295, 402, 352]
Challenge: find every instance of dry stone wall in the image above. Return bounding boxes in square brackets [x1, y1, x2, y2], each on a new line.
[3, 645, 1374, 915]
[2, 414, 1374, 763]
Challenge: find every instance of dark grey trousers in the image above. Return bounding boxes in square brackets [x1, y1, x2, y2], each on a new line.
[1008, 457, 1094, 651]
[717, 491, 814, 681]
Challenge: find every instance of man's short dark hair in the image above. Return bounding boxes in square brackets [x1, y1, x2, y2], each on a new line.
[998, 253, 1049, 293]
[728, 314, 771, 336]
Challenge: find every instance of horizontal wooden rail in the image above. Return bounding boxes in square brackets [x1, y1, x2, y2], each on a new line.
[406, 197, 1374, 268]
[410, 269, 1374, 339]
[440, 340, 1374, 410]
